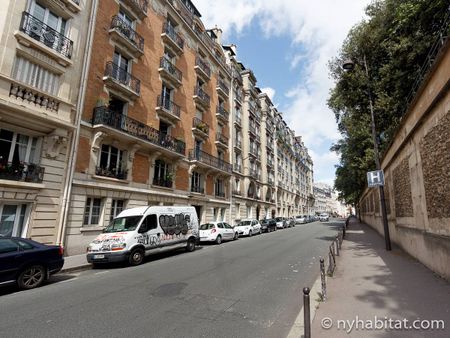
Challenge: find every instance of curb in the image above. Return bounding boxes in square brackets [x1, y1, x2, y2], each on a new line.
[61, 263, 92, 274]
[287, 271, 326, 338]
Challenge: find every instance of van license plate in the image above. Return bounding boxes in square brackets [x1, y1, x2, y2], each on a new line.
[94, 254, 105, 259]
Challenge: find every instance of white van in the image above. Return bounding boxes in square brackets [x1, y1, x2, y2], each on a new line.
[86, 206, 199, 266]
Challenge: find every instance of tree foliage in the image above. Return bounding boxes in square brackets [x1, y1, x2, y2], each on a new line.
[329, 0, 449, 205]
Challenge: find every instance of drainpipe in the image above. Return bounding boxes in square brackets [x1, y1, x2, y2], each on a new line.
[56, 0, 98, 248]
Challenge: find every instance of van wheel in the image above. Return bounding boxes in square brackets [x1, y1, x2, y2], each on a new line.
[215, 235, 222, 245]
[17, 265, 45, 289]
[129, 248, 144, 266]
[186, 238, 196, 252]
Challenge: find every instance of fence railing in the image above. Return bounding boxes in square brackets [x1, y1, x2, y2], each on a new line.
[0, 161, 44, 183]
[110, 15, 144, 51]
[188, 149, 232, 173]
[104, 61, 141, 95]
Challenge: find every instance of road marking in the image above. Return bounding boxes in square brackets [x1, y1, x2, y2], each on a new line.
[59, 277, 78, 283]
[94, 271, 110, 275]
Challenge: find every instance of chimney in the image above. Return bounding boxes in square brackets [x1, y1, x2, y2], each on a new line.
[230, 44, 237, 55]
[212, 26, 222, 44]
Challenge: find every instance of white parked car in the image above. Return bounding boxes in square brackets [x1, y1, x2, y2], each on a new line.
[319, 213, 329, 222]
[199, 222, 239, 244]
[235, 219, 261, 236]
[275, 217, 286, 229]
[295, 215, 307, 224]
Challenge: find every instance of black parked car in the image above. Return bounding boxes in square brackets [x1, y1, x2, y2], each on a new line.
[259, 219, 277, 233]
[0, 237, 64, 290]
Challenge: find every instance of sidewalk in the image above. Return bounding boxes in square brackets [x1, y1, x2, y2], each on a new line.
[311, 218, 450, 337]
[61, 253, 91, 272]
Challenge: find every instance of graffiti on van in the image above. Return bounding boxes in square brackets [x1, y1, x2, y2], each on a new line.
[136, 233, 162, 246]
[159, 213, 192, 236]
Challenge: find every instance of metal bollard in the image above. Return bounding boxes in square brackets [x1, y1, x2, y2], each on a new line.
[303, 287, 311, 338]
[335, 237, 340, 256]
[320, 257, 326, 300]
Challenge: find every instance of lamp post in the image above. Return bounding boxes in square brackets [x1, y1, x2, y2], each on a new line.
[343, 55, 392, 251]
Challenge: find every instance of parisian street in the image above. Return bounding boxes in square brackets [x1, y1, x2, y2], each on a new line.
[0, 220, 343, 338]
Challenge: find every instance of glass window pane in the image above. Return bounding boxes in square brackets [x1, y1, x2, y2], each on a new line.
[0, 239, 19, 254]
[0, 205, 18, 237]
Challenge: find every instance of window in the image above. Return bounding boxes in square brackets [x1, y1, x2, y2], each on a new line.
[0, 129, 41, 166]
[110, 199, 125, 221]
[191, 171, 202, 192]
[215, 179, 224, 197]
[109, 96, 127, 115]
[113, 51, 130, 83]
[0, 239, 19, 254]
[0, 204, 28, 237]
[12, 57, 60, 95]
[154, 159, 170, 181]
[118, 9, 135, 29]
[99, 144, 124, 177]
[161, 84, 173, 108]
[83, 198, 102, 226]
[17, 240, 34, 250]
[29, 1, 67, 36]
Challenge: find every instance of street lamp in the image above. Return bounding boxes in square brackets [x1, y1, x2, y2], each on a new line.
[343, 55, 392, 251]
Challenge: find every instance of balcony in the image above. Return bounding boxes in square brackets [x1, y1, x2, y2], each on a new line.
[0, 161, 44, 183]
[9, 82, 60, 113]
[234, 139, 242, 150]
[158, 57, 182, 87]
[194, 56, 211, 81]
[17, 12, 73, 65]
[248, 101, 257, 116]
[192, 117, 209, 139]
[249, 146, 258, 158]
[161, 22, 184, 55]
[156, 95, 181, 125]
[235, 90, 243, 103]
[216, 106, 229, 123]
[215, 132, 228, 149]
[216, 78, 229, 98]
[215, 191, 226, 198]
[188, 149, 232, 174]
[103, 61, 140, 98]
[153, 177, 173, 188]
[95, 166, 127, 180]
[59, 0, 81, 13]
[267, 140, 274, 151]
[268, 177, 274, 185]
[193, 86, 210, 109]
[267, 158, 274, 167]
[233, 163, 242, 173]
[234, 114, 242, 127]
[191, 185, 204, 194]
[121, 0, 148, 19]
[109, 15, 144, 57]
[232, 189, 242, 196]
[92, 107, 185, 156]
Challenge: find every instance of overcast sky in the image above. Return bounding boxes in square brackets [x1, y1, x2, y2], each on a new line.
[194, 0, 371, 186]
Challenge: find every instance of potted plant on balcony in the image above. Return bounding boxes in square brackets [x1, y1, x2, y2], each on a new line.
[95, 92, 110, 108]
[165, 171, 175, 187]
[197, 122, 208, 134]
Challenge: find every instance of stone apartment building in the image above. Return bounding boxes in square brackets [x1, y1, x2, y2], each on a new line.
[0, 0, 92, 244]
[64, 0, 234, 255]
[0, 0, 314, 255]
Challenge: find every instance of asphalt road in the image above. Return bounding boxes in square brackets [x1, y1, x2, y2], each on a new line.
[0, 219, 344, 338]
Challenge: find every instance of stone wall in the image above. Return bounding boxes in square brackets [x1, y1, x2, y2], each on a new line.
[359, 40, 450, 281]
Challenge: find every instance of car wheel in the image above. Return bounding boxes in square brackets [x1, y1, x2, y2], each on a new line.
[129, 247, 145, 266]
[185, 238, 196, 252]
[215, 235, 222, 244]
[233, 232, 239, 240]
[249, 230, 252, 237]
[17, 265, 46, 290]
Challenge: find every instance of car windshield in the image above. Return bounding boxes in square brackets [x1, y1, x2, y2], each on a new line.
[238, 221, 252, 226]
[275, 217, 283, 221]
[200, 223, 215, 230]
[103, 216, 142, 233]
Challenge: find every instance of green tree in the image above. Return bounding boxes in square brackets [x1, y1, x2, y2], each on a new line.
[329, 0, 449, 204]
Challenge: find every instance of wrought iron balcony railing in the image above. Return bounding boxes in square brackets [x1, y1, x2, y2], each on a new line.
[162, 22, 184, 50]
[153, 177, 173, 188]
[217, 78, 230, 95]
[104, 61, 141, 95]
[232, 189, 242, 195]
[233, 163, 242, 172]
[235, 114, 242, 125]
[216, 106, 229, 120]
[159, 57, 182, 82]
[188, 149, 232, 173]
[216, 132, 228, 145]
[95, 166, 127, 180]
[215, 191, 226, 198]
[0, 161, 44, 183]
[157, 95, 180, 118]
[125, 0, 148, 16]
[110, 15, 144, 51]
[235, 139, 242, 148]
[194, 86, 210, 106]
[92, 107, 185, 155]
[19, 12, 73, 59]
[195, 55, 211, 78]
[191, 185, 204, 194]
[192, 117, 209, 135]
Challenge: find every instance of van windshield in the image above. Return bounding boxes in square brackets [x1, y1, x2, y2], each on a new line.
[104, 216, 143, 233]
